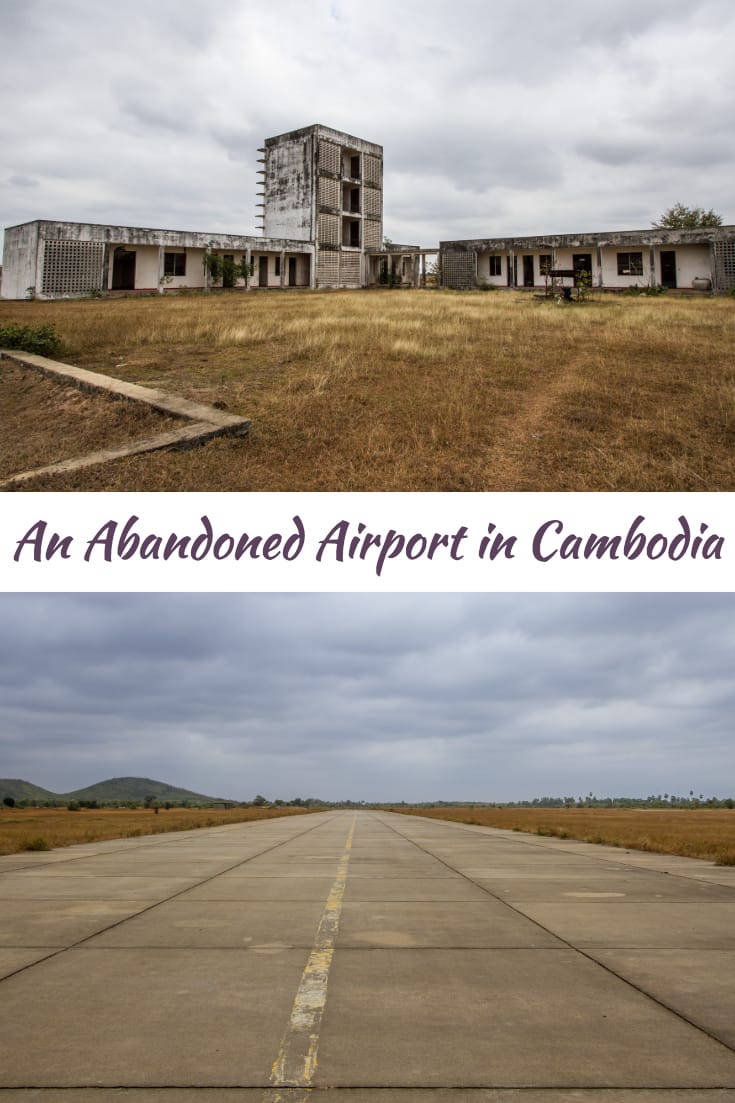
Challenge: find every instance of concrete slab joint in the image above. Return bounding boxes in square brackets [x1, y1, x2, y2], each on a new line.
[0, 350, 251, 487]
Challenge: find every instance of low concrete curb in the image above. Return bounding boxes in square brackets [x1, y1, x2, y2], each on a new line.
[1, 350, 251, 487]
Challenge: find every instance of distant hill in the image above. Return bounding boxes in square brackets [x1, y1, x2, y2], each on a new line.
[0, 776, 226, 804]
[0, 778, 57, 802]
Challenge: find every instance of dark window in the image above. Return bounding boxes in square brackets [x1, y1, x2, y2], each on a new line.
[275, 256, 281, 276]
[617, 252, 644, 276]
[163, 252, 186, 277]
[164, 252, 186, 277]
[539, 254, 552, 275]
[350, 154, 360, 178]
[489, 255, 502, 276]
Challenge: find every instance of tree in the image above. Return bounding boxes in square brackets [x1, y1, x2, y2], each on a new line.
[653, 203, 723, 229]
[2, 796, 15, 808]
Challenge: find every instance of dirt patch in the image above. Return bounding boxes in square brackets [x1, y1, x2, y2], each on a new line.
[0, 361, 181, 482]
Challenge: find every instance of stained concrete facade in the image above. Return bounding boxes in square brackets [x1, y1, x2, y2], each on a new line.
[4, 120, 735, 298]
[439, 225, 735, 293]
[1, 220, 314, 301]
[261, 123, 383, 289]
[1, 123, 383, 299]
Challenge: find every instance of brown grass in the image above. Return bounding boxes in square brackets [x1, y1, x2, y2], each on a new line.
[1, 289, 734, 491]
[394, 806, 735, 865]
[0, 805, 318, 856]
[0, 361, 179, 480]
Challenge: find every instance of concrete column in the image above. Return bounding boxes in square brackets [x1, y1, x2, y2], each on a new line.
[596, 245, 603, 288]
[101, 244, 110, 293]
[245, 246, 252, 291]
[421, 253, 426, 288]
[157, 246, 165, 294]
[508, 250, 515, 287]
[709, 242, 718, 291]
[280, 250, 286, 289]
[649, 245, 656, 288]
[34, 232, 44, 298]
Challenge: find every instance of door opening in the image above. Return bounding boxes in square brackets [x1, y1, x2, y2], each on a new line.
[111, 247, 136, 290]
[660, 251, 677, 288]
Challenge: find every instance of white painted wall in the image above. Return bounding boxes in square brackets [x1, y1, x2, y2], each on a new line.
[652, 244, 711, 288]
[1, 223, 40, 299]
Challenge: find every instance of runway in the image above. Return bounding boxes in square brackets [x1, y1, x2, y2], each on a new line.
[1, 808, 734, 1100]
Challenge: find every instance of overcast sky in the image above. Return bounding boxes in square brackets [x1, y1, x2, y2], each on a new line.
[1, 0, 733, 250]
[1, 593, 732, 803]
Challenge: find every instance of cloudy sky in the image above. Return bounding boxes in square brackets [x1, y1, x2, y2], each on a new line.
[1, 0, 733, 250]
[1, 593, 732, 803]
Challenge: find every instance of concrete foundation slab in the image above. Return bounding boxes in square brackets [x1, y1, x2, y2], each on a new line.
[515, 902, 735, 947]
[337, 900, 562, 947]
[316, 947, 735, 1087]
[0, 948, 58, 980]
[476, 872, 735, 903]
[183, 875, 336, 900]
[344, 876, 492, 901]
[2, 1092, 735, 1103]
[1, 810, 734, 1094]
[0, 900, 152, 946]
[0, 874, 201, 900]
[589, 948, 735, 1048]
[0, 947, 308, 1086]
[85, 899, 325, 948]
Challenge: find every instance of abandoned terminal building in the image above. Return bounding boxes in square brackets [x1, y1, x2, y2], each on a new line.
[2, 121, 735, 298]
[439, 226, 735, 295]
[1, 124, 391, 299]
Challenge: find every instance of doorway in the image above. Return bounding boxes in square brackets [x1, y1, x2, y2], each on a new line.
[258, 256, 269, 287]
[660, 251, 677, 288]
[223, 254, 234, 288]
[111, 247, 136, 290]
[522, 256, 535, 287]
[288, 257, 297, 286]
[573, 253, 593, 286]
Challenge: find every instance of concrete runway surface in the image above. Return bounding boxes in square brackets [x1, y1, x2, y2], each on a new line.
[1, 809, 735, 1102]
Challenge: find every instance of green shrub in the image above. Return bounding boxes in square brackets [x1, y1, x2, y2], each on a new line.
[24, 837, 51, 851]
[66, 801, 81, 811]
[0, 322, 61, 356]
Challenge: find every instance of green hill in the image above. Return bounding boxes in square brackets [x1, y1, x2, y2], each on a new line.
[65, 777, 224, 803]
[0, 776, 225, 805]
[0, 779, 57, 803]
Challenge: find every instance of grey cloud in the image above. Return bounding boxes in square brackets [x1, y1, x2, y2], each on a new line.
[0, 595, 733, 802]
[2, 1, 734, 242]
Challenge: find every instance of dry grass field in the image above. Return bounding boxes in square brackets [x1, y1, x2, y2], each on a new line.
[0, 361, 178, 480]
[0, 805, 317, 856]
[2, 288, 734, 491]
[396, 806, 735, 865]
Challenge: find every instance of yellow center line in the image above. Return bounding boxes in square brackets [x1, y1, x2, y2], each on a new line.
[263, 815, 357, 1102]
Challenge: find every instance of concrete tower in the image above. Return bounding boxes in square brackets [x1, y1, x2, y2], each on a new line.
[259, 124, 383, 288]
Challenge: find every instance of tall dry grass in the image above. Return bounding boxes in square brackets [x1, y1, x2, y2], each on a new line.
[2, 289, 734, 491]
[395, 806, 735, 865]
[0, 805, 317, 856]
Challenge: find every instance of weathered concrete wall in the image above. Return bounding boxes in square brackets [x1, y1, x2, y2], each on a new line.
[444, 228, 735, 290]
[1, 221, 314, 298]
[263, 133, 314, 240]
[1, 222, 40, 299]
[263, 125, 383, 289]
